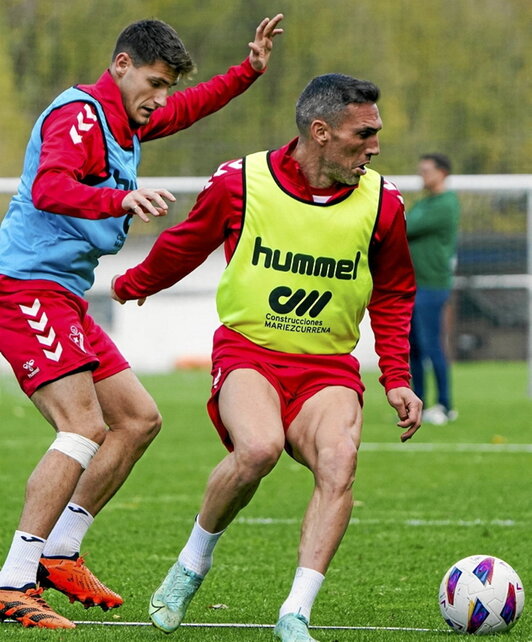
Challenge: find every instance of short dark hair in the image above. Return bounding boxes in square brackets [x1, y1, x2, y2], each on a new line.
[112, 19, 194, 76]
[295, 73, 380, 136]
[420, 153, 452, 174]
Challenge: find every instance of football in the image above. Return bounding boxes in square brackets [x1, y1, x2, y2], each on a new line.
[439, 555, 525, 635]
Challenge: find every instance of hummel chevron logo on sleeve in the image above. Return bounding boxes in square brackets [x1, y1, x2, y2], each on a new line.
[69, 104, 97, 145]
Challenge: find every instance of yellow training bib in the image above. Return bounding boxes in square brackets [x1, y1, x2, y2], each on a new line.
[216, 151, 382, 354]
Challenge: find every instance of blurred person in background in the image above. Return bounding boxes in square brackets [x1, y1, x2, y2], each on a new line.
[113, 72, 422, 642]
[0, 14, 283, 629]
[407, 153, 460, 425]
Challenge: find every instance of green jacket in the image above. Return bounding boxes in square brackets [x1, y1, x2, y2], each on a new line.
[407, 190, 460, 289]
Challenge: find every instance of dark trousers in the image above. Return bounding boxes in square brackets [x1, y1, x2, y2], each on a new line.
[409, 287, 452, 410]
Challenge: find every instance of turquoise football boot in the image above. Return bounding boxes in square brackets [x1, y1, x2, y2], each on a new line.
[149, 561, 203, 633]
[274, 613, 318, 641]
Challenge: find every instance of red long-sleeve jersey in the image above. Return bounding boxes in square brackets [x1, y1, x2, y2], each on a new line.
[32, 59, 261, 220]
[114, 139, 416, 391]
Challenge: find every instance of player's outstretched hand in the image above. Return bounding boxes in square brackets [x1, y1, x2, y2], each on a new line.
[122, 188, 176, 223]
[386, 386, 423, 442]
[248, 14, 284, 72]
[110, 275, 146, 307]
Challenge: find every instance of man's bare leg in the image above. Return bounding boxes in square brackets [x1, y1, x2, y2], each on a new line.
[20, 371, 107, 538]
[287, 386, 362, 574]
[149, 368, 286, 633]
[198, 369, 285, 532]
[274, 385, 361, 637]
[69, 368, 162, 516]
[0, 371, 106, 628]
[34, 369, 161, 610]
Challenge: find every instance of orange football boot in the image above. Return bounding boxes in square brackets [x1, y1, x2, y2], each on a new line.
[0, 585, 75, 629]
[38, 555, 123, 611]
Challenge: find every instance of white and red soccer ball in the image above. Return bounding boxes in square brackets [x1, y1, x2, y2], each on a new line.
[439, 555, 525, 635]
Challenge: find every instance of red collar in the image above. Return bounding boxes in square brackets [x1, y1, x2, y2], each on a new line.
[269, 138, 356, 202]
[77, 70, 137, 149]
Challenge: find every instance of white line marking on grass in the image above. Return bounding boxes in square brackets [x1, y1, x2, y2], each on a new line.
[181, 624, 449, 633]
[236, 516, 518, 527]
[4, 620, 448, 632]
[405, 518, 516, 527]
[362, 442, 532, 453]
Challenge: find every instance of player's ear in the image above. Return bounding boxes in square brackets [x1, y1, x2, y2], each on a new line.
[113, 52, 133, 78]
[310, 119, 330, 146]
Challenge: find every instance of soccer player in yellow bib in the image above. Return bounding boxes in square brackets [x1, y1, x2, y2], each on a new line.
[113, 73, 422, 641]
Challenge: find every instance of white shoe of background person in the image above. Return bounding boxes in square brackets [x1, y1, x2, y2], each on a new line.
[422, 404, 458, 425]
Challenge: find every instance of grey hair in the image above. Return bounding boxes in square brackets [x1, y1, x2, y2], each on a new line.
[295, 73, 380, 136]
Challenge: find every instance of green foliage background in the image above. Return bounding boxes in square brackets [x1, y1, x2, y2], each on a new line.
[0, 0, 530, 177]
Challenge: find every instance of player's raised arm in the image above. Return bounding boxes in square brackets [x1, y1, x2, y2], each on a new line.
[248, 14, 284, 72]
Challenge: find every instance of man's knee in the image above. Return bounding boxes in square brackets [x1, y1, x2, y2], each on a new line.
[235, 438, 284, 483]
[316, 438, 359, 490]
[121, 404, 162, 444]
[141, 404, 163, 437]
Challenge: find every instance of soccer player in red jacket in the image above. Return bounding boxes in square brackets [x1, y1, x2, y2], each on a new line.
[0, 15, 283, 629]
[112, 73, 422, 641]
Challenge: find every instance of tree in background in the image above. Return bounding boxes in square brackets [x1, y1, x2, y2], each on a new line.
[0, 0, 530, 176]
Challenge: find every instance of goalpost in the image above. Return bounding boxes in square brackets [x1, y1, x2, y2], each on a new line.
[0, 174, 531, 396]
[391, 173, 532, 396]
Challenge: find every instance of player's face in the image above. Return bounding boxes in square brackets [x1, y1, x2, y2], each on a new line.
[320, 102, 382, 186]
[115, 54, 178, 126]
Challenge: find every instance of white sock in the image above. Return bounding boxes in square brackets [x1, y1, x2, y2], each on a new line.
[0, 530, 46, 590]
[42, 503, 94, 558]
[178, 517, 224, 578]
[279, 567, 325, 623]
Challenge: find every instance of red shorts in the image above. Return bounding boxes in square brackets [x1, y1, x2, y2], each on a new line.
[0, 276, 129, 397]
[207, 325, 364, 451]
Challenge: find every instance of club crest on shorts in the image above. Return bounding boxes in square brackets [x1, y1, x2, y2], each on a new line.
[69, 325, 86, 353]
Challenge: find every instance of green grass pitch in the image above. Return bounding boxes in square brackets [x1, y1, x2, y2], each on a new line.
[0, 361, 530, 640]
